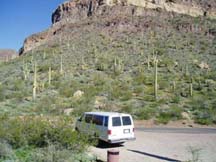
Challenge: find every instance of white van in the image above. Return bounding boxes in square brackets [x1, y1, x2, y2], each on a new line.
[75, 112, 135, 144]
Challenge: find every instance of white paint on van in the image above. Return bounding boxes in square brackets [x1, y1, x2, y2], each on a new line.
[75, 112, 136, 144]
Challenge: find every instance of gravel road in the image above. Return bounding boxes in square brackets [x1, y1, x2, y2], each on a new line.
[90, 128, 216, 162]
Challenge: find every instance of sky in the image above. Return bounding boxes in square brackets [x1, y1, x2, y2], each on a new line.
[0, 0, 66, 51]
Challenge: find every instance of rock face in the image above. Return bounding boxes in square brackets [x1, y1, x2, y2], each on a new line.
[19, 31, 49, 55]
[19, 0, 216, 54]
[51, 0, 216, 24]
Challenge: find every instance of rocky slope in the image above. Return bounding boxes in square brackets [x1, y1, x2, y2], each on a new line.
[19, 0, 216, 54]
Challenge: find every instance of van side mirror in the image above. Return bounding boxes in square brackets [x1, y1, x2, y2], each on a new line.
[78, 118, 82, 122]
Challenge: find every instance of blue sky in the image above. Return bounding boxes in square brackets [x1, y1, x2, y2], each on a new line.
[0, 0, 66, 51]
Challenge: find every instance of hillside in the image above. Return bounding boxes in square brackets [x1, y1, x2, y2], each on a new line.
[1, 0, 216, 126]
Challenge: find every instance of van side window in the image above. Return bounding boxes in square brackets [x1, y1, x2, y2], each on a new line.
[122, 116, 131, 126]
[85, 114, 93, 123]
[112, 117, 121, 127]
[104, 116, 108, 127]
[92, 115, 103, 126]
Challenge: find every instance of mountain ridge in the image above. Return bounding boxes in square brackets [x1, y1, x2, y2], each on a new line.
[19, 0, 216, 54]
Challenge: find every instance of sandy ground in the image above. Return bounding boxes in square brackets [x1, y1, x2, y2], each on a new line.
[90, 129, 216, 162]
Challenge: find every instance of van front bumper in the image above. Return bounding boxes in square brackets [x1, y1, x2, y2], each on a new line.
[108, 137, 136, 144]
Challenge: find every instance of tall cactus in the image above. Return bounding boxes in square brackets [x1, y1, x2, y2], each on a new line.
[154, 58, 158, 100]
[60, 55, 63, 74]
[113, 57, 123, 75]
[43, 51, 46, 59]
[185, 64, 189, 76]
[48, 67, 51, 86]
[147, 55, 150, 70]
[22, 60, 29, 81]
[172, 81, 176, 93]
[189, 78, 193, 97]
[33, 62, 37, 100]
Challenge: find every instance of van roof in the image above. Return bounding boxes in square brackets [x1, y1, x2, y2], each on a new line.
[85, 111, 130, 116]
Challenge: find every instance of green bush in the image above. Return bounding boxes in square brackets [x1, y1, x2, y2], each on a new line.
[171, 95, 181, 103]
[13, 79, 25, 91]
[26, 144, 97, 162]
[0, 116, 91, 152]
[193, 111, 212, 125]
[135, 107, 156, 120]
[0, 85, 5, 101]
[0, 140, 15, 160]
[156, 107, 182, 124]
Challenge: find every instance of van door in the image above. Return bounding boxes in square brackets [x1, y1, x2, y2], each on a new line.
[109, 116, 123, 140]
[121, 115, 134, 139]
[80, 114, 93, 135]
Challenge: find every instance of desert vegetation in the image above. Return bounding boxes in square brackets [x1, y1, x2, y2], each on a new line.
[0, 3, 216, 161]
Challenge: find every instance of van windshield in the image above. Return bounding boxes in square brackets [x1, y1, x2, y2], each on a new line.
[112, 117, 121, 127]
[122, 116, 131, 126]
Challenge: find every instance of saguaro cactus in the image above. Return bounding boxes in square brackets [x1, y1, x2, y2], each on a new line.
[189, 78, 193, 97]
[33, 62, 37, 100]
[48, 67, 51, 86]
[43, 51, 46, 59]
[154, 58, 158, 100]
[113, 57, 123, 75]
[22, 60, 29, 80]
[147, 55, 150, 70]
[172, 81, 176, 93]
[60, 55, 63, 74]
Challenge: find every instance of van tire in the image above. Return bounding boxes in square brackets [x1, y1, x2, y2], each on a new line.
[75, 127, 79, 132]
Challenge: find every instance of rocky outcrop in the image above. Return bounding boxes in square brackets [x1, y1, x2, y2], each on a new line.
[51, 0, 104, 24]
[51, 0, 216, 24]
[20, 30, 49, 55]
[19, 0, 216, 55]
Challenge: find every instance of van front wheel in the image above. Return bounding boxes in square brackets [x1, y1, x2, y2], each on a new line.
[75, 127, 79, 132]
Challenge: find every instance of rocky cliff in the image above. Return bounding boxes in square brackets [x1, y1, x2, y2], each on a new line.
[19, 0, 216, 54]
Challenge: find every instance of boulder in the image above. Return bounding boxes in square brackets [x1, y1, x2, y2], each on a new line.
[63, 108, 74, 115]
[73, 90, 84, 99]
[198, 62, 210, 70]
[94, 96, 107, 109]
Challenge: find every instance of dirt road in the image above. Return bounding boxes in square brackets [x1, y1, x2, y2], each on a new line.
[90, 128, 216, 162]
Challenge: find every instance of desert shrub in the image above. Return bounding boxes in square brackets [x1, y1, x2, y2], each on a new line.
[134, 73, 146, 85]
[135, 107, 156, 120]
[0, 140, 15, 160]
[59, 84, 73, 98]
[156, 107, 182, 124]
[109, 81, 132, 101]
[35, 96, 58, 114]
[121, 90, 132, 101]
[0, 116, 92, 151]
[12, 79, 25, 91]
[14, 146, 33, 161]
[92, 73, 106, 86]
[122, 104, 133, 114]
[95, 56, 110, 71]
[133, 85, 144, 94]
[38, 64, 50, 72]
[193, 111, 212, 125]
[0, 85, 5, 101]
[159, 79, 170, 90]
[27, 144, 97, 162]
[58, 80, 80, 98]
[171, 95, 181, 103]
